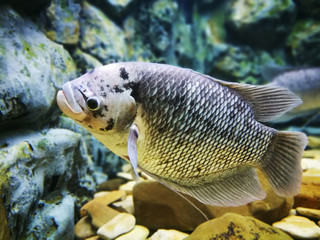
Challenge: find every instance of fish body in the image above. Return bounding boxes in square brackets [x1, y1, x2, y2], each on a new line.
[57, 62, 307, 206]
[263, 66, 320, 122]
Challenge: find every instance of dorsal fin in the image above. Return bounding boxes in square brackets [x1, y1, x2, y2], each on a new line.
[206, 76, 302, 122]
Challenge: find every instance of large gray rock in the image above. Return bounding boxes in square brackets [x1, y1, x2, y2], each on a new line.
[79, 1, 127, 64]
[0, 129, 96, 239]
[0, 5, 77, 130]
[226, 0, 296, 49]
[43, 0, 81, 45]
[21, 193, 75, 240]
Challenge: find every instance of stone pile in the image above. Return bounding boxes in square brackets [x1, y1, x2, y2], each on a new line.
[74, 140, 320, 240]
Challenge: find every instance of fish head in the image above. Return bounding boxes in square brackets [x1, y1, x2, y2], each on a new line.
[57, 65, 137, 135]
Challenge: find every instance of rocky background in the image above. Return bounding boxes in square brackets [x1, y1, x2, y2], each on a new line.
[0, 0, 320, 239]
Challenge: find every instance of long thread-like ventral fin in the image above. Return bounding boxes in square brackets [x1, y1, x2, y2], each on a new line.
[127, 124, 140, 181]
[261, 131, 308, 196]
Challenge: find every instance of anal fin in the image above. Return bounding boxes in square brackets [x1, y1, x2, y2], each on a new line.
[142, 167, 266, 207]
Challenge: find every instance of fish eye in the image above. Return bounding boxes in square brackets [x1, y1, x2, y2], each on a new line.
[86, 97, 100, 111]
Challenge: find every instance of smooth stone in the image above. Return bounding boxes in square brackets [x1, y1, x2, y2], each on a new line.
[117, 172, 134, 181]
[81, 190, 126, 217]
[303, 169, 320, 177]
[119, 181, 136, 195]
[186, 213, 293, 240]
[98, 178, 127, 192]
[303, 150, 320, 160]
[307, 136, 320, 149]
[97, 213, 136, 240]
[84, 236, 101, 240]
[112, 195, 135, 214]
[297, 207, 320, 220]
[133, 171, 293, 231]
[74, 216, 96, 239]
[301, 158, 320, 172]
[294, 176, 320, 209]
[87, 202, 120, 228]
[273, 216, 320, 239]
[148, 229, 189, 240]
[115, 225, 149, 240]
[133, 180, 210, 231]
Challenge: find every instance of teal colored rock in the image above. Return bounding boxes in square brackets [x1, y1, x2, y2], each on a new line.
[124, 0, 180, 63]
[0, 5, 77, 130]
[227, 0, 296, 48]
[0, 129, 96, 239]
[22, 194, 75, 240]
[208, 43, 285, 84]
[43, 0, 81, 44]
[287, 19, 320, 66]
[79, 1, 127, 64]
[70, 47, 103, 74]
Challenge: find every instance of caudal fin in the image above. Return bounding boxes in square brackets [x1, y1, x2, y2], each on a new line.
[262, 131, 308, 196]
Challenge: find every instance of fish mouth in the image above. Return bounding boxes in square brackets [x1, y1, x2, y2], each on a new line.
[57, 82, 83, 114]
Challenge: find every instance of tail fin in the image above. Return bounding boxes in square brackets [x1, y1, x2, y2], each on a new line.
[262, 131, 308, 196]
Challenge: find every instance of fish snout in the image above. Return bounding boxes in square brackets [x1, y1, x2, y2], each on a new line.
[57, 82, 87, 125]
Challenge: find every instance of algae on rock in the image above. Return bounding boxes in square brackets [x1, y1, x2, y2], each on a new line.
[43, 0, 81, 45]
[227, 0, 296, 48]
[0, 129, 96, 239]
[79, 1, 127, 64]
[0, 5, 77, 130]
[287, 19, 320, 66]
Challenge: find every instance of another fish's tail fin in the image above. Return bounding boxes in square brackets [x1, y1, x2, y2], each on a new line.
[262, 131, 308, 196]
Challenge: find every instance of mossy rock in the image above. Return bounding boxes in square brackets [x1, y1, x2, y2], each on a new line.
[226, 0, 296, 49]
[287, 19, 320, 65]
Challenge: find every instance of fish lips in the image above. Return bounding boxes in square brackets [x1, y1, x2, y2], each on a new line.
[57, 82, 85, 118]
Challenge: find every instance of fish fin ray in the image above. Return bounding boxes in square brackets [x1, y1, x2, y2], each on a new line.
[207, 77, 302, 122]
[261, 131, 307, 196]
[127, 124, 139, 181]
[143, 167, 266, 207]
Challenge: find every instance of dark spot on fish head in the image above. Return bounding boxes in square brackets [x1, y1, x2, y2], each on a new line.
[114, 85, 124, 93]
[123, 82, 141, 102]
[105, 118, 115, 131]
[88, 69, 95, 74]
[119, 67, 129, 80]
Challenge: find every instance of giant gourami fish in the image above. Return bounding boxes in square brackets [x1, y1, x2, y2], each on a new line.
[57, 62, 308, 206]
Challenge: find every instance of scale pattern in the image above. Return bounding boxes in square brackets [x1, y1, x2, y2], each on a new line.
[130, 63, 275, 186]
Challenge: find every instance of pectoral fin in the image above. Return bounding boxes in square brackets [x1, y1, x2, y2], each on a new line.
[127, 124, 139, 181]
